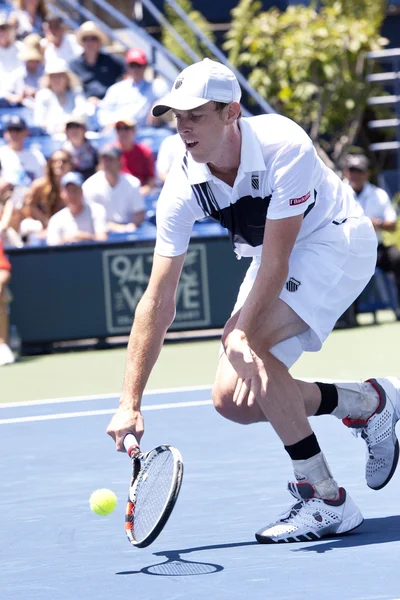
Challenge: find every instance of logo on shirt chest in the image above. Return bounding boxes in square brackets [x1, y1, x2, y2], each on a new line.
[251, 173, 259, 190]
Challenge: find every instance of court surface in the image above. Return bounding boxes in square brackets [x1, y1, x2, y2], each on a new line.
[1, 384, 400, 600]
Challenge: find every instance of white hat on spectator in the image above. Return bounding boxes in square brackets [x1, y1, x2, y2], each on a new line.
[76, 21, 108, 47]
[19, 46, 43, 62]
[44, 58, 70, 75]
[152, 58, 241, 117]
[44, 58, 80, 89]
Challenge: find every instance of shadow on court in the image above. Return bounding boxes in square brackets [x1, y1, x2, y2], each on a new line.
[294, 515, 400, 554]
[116, 540, 258, 576]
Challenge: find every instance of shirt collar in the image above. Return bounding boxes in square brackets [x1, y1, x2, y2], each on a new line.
[185, 117, 266, 185]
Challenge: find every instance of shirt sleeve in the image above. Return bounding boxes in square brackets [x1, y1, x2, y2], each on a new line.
[378, 188, 397, 223]
[46, 215, 62, 246]
[154, 162, 199, 257]
[91, 203, 107, 234]
[267, 137, 316, 220]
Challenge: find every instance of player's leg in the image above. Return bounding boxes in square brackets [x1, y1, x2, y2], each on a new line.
[214, 299, 363, 542]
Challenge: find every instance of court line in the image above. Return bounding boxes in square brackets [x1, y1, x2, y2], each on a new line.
[0, 399, 213, 425]
[0, 384, 213, 409]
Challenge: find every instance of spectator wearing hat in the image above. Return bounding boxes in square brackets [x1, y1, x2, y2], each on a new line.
[12, 0, 47, 39]
[34, 57, 86, 134]
[42, 13, 81, 64]
[21, 148, 72, 241]
[0, 238, 14, 365]
[0, 12, 23, 79]
[97, 47, 168, 129]
[46, 171, 107, 245]
[112, 116, 156, 196]
[61, 115, 98, 180]
[83, 146, 145, 233]
[69, 21, 124, 104]
[0, 115, 46, 237]
[6, 43, 44, 108]
[344, 154, 400, 303]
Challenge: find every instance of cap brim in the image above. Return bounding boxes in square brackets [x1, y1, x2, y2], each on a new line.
[152, 94, 209, 117]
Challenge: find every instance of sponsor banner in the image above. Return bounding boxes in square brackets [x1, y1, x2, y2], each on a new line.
[102, 244, 211, 333]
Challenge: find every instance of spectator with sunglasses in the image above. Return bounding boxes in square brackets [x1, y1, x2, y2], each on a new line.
[97, 48, 168, 130]
[20, 148, 72, 241]
[112, 116, 156, 196]
[69, 21, 124, 105]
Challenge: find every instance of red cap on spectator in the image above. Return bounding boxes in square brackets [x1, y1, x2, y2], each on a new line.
[125, 48, 148, 65]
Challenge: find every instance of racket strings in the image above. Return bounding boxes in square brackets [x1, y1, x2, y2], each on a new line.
[133, 450, 176, 543]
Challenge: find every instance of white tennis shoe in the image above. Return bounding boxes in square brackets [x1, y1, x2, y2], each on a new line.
[343, 377, 400, 490]
[255, 482, 363, 544]
[0, 343, 14, 366]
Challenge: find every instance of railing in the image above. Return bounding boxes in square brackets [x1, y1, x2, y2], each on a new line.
[142, 0, 275, 116]
[367, 48, 400, 193]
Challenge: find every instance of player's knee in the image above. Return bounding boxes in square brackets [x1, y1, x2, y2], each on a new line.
[212, 383, 265, 425]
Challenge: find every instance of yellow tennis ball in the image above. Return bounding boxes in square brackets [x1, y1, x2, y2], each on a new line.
[90, 488, 117, 516]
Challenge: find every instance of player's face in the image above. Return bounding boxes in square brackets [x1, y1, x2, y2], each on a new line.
[173, 102, 229, 164]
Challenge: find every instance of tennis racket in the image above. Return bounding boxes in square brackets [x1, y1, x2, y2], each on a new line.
[123, 433, 183, 548]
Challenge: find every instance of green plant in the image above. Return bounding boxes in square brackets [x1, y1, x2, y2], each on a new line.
[224, 0, 388, 167]
[161, 0, 215, 65]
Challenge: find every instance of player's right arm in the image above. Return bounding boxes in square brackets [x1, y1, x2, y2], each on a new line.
[106, 251, 186, 451]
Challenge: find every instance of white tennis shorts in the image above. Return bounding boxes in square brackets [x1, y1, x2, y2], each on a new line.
[231, 215, 377, 369]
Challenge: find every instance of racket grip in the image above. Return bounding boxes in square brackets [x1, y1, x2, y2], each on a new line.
[123, 433, 140, 457]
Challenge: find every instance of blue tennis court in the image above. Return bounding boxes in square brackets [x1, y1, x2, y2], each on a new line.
[1, 386, 399, 600]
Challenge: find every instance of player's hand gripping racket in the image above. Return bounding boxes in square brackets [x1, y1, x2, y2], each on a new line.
[123, 433, 183, 548]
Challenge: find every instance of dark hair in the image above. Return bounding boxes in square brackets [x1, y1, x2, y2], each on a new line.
[214, 101, 242, 119]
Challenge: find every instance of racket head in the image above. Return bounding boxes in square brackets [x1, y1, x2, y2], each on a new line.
[125, 444, 183, 548]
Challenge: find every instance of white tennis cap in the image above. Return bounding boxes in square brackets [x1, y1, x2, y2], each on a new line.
[152, 58, 241, 117]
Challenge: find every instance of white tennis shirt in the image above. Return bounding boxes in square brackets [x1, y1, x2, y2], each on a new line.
[347, 181, 396, 243]
[155, 114, 363, 258]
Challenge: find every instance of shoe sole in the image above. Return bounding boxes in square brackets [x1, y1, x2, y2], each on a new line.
[255, 517, 364, 544]
[368, 439, 399, 491]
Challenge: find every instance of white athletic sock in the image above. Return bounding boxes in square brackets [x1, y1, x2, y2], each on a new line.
[332, 381, 380, 421]
[292, 452, 339, 500]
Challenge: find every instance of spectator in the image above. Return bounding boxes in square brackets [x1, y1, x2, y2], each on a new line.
[97, 47, 168, 129]
[0, 115, 45, 181]
[113, 116, 156, 195]
[12, 0, 47, 39]
[21, 148, 72, 239]
[34, 58, 86, 134]
[6, 43, 44, 109]
[41, 13, 81, 64]
[344, 154, 400, 303]
[46, 171, 107, 245]
[0, 162, 22, 247]
[61, 115, 97, 180]
[83, 147, 145, 233]
[0, 12, 23, 78]
[156, 131, 185, 183]
[70, 21, 124, 104]
[0, 238, 14, 365]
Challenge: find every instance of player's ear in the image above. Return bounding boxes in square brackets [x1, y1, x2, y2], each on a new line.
[226, 101, 242, 124]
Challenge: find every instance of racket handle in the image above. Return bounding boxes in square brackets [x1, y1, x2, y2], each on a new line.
[123, 433, 140, 457]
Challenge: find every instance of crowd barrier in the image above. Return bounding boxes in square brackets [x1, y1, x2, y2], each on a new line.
[7, 225, 250, 348]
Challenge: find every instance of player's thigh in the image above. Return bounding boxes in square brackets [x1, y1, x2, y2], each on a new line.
[212, 298, 308, 408]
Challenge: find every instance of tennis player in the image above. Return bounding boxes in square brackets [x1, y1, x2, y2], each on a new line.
[107, 59, 400, 543]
